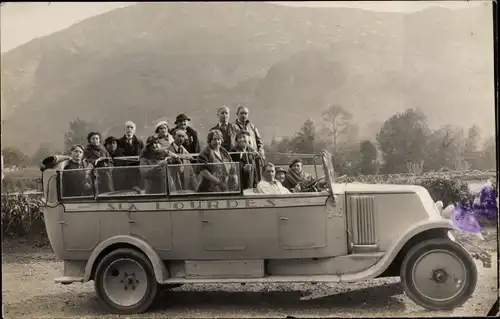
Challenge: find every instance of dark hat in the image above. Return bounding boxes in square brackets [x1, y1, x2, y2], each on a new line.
[234, 129, 251, 141]
[275, 167, 287, 174]
[174, 113, 191, 124]
[104, 136, 118, 145]
[289, 159, 303, 168]
[146, 135, 159, 146]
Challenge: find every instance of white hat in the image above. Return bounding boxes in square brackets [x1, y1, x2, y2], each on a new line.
[155, 121, 169, 133]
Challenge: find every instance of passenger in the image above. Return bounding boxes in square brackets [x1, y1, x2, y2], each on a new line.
[197, 130, 239, 193]
[230, 130, 259, 190]
[62, 144, 93, 197]
[209, 105, 239, 152]
[256, 163, 290, 195]
[117, 121, 144, 190]
[84, 132, 112, 165]
[84, 132, 114, 193]
[139, 136, 170, 194]
[283, 159, 313, 192]
[117, 121, 145, 158]
[169, 114, 200, 154]
[167, 129, 198, 192]
[275, 167, 287, 185]
[104, 136, 126, 190]
[155, 121, 174, 149]
[104, 136, 125, 160]
[235, 105, 265, 158]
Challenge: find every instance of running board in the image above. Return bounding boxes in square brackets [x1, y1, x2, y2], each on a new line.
[161, 274, 360, 284]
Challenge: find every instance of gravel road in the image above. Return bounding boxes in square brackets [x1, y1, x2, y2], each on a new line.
[2, 243, 497, 319]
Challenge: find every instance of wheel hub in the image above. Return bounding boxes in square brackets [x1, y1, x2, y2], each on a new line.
[432, 269, 449, 283]
[102, 258, 148, 307]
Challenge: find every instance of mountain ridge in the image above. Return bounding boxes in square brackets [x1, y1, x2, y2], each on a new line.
[1, 2, 495, 154]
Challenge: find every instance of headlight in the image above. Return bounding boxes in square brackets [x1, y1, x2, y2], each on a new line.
[447, 231, 456, 242]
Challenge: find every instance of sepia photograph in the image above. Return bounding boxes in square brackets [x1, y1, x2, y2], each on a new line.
[1, 1, 498, 318]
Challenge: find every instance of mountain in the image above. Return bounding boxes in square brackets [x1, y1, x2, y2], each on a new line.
[1, 2, 495, 154]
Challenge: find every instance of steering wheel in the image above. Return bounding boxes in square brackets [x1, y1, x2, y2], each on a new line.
[299, 175, 326, 192]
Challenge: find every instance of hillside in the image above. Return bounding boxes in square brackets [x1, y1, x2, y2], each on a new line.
[1, 2, 495, 154]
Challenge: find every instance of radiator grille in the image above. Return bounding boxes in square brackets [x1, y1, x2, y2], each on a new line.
[350, 196, 377, 245]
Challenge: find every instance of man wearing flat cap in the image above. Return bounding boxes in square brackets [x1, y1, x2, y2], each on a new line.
[230, 129, 260, 189]
[169, 113, 200, 154]
[283, 158, 314, 192]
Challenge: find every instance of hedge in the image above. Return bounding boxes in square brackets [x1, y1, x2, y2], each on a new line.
[1, 175, 496, 242]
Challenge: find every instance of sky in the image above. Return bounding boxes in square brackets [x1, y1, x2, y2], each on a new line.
[0, 1, 487, 53]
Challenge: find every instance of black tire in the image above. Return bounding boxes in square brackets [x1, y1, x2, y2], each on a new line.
[401, 237, 477, 310]
[94, 248, 159, 314]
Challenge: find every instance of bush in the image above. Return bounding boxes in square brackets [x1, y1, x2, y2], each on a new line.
[1, 192, 46, 241]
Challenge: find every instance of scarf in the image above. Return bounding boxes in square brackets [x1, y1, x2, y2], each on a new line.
[286, 168, 312, 187]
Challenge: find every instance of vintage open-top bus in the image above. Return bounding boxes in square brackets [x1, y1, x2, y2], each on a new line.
[39, 150, 489, 314]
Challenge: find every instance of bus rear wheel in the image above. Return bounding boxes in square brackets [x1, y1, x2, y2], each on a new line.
[94, 248, 159, 314]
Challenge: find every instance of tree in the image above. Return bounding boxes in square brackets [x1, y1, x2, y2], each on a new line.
[424, 125, 463, 171]
[478, 136, 496, 170]
[356, 140, 379, 175]
[376, 108, 430, 174]
[63, 118, 98, 151]
[2, 147, 29, 168]
[463, 124, 482, 169]
[321, 104, 353, 155]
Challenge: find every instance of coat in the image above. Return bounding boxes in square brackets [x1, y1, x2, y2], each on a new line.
[62, 159, 93, 197]
[117, 135, 144, 189]
[83, 144, 114, 193]
[235, 119, 263, 153]
[209, 122, 240, 152]
[117, 135, 145, 157]
[139, 149, 168, 195]
[196, 146, 238, 193]
[166, 143, 198, 193]
[169, 126, 200, 154]
[230, 145, 259, 189]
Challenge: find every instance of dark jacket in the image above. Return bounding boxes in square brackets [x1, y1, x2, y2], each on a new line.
[196, 146, 238, 193]
[83, 144, 114, 193]
[169, 126, 200, 154]
[210, 122, 240, 152]
[139, 148, 169, 195]
[230, 145, 259, 189]
[117, 135, 144, 190]
[117, 135, 145, 158]
[62, 159, 93, 197]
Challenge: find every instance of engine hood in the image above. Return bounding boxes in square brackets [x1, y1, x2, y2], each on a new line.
[344, 183, 443, 220]
[345, 183, 425, 194]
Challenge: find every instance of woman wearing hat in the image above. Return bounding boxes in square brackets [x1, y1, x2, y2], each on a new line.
[283, 159, 314, 192]
[230, 129, 259, 189]
[169, 113, 200, 154]
[139, 136, 174, 194]
[62, 144, 93, 197]
[155, 121, 174, 149]
[197, 130, 238, 193]
[104, 136, 125, 160]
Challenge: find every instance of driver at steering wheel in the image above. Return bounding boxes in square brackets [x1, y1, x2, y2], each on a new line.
[283, 159, 314, 192]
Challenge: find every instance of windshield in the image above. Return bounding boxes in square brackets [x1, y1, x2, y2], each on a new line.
[321, 150, 335, 189]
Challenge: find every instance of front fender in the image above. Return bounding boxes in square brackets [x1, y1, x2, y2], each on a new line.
[83, 235, 169, 283]
[341, 218, 455, 282]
